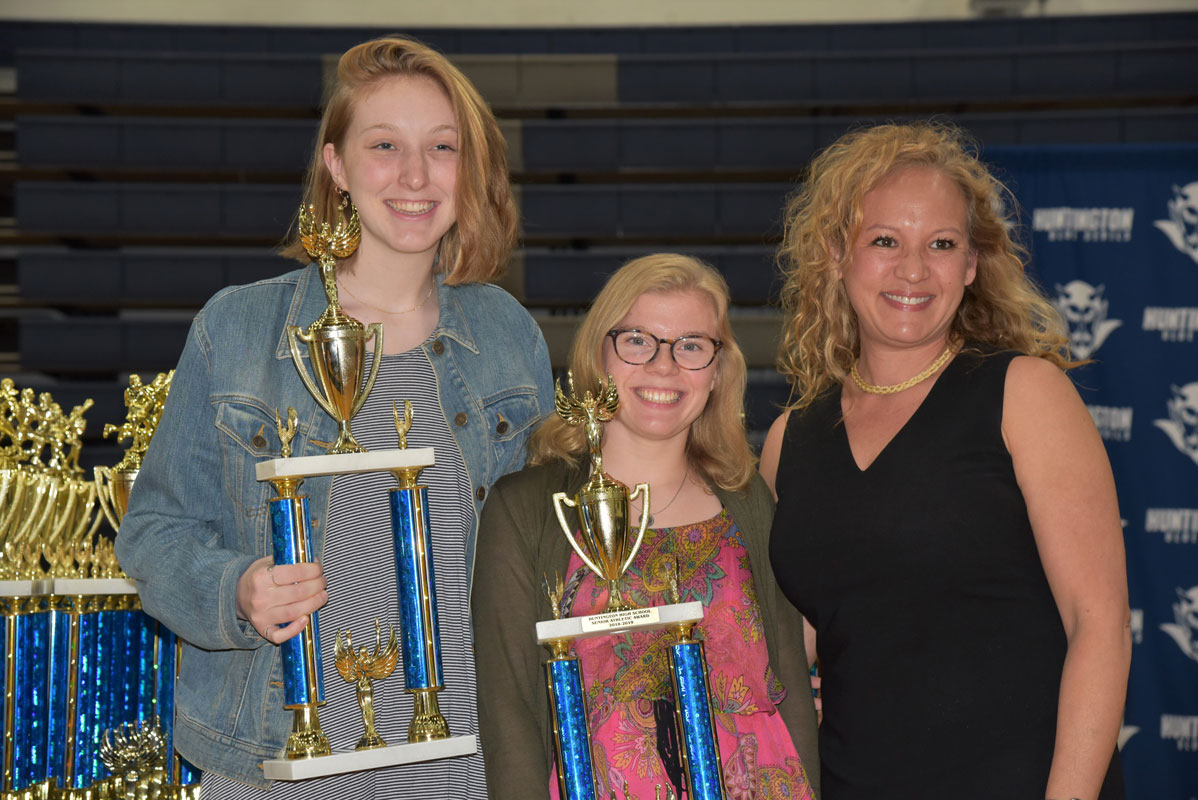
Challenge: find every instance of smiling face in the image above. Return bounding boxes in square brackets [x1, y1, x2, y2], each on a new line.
[601, 289, 720, 450]
[842, 165, 978, 355]
[323, 74, 459, 264]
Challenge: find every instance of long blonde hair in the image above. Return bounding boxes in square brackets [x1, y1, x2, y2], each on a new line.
[777, 121, 1076, 410]
[528, 254, 756, 493]
[280, 35, 516, 284]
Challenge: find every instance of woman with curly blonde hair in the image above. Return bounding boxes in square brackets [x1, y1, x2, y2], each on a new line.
[760, 122, 1129, 798]
[475, 254, 819, 799]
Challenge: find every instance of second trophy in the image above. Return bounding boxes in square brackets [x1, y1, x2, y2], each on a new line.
[550, 372, 649, 613]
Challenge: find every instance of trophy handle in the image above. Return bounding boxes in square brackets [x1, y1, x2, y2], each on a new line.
[551, 492, 604, 578]
[621, 482, 651, 574]
[94, 466, 122, 533]
[287, 325, 339, 421]
[350, 323, 384, 420]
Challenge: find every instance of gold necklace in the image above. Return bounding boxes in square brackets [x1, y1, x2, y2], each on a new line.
[632, 469, 690, 527]
[850, 343, 956, 395]
[338, 278, 435, 316]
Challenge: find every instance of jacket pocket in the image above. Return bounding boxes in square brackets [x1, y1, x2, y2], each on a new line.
[481, 386, 543, 474]
[213, 396, 285, 522]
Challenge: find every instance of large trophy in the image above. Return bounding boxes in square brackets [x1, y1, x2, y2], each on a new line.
[286, 199, 382, 454]
[551, 372, 649, 613]
[254, 208, 473, 778]
[536, 373, 726, 800]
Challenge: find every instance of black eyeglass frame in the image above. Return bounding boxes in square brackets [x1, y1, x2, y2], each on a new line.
[606, 328, 723, 370]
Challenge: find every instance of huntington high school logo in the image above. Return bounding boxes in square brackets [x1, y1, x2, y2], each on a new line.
[1155, 181, 1198, 264]
[1161, 585, 1198, 663]
[1053, 280, 1122, 359]
[1154, 383, 1198, 465]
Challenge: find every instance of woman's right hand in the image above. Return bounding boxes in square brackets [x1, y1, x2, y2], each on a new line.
[235, 556, 329, 644]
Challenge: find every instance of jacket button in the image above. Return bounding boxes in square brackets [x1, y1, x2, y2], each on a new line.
[432, 339, 445, 355]
[495, 420, 509, 435]
[476, 486, 486, 501]
[251, 435, 267, 448]
[454, 412, 468, 426]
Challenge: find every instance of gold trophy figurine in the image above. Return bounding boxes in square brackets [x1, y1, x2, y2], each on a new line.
[551, 371, 650, 613]
[286, 197, 383, 454]
[335, 619, 400, 751]
[95, 371, 174, 534]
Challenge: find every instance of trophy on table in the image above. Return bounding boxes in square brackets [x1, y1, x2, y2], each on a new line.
[94, 372, 174, 535]
[537, 372, 727, 800]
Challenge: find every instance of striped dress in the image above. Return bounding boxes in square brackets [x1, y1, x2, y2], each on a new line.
[202, 348, 486, 798]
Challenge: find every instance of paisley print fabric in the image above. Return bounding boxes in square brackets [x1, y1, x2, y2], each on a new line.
[551, 511, 814, 800]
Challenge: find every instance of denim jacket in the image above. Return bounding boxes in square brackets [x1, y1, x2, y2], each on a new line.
[115, 263, 553, 787]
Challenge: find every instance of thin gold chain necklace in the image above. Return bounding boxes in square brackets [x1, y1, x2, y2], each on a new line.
[338, 278, 435, 316]
[850, 343, 956, 396]
[632, 468, 690, 527]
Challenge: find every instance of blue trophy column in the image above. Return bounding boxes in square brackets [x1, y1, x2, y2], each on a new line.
[544, 642, 596, 800]
[668, 631, 725, 800]
[389, 471, 449, 742]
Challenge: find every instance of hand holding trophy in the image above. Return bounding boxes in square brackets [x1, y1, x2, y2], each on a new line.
[287, 196, 383, 454]
[550, 371, 650, 613]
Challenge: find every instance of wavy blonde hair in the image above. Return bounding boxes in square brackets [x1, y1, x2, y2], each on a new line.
[777, 121, 1077, 410]
[281, 35, 517, 284]
[528, 254, 755, 493]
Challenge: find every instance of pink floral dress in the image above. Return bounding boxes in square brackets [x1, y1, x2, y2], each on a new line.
[550, 510, 815, 800]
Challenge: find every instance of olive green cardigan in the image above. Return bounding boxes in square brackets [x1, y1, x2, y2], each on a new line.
[471, 460, 820, 798]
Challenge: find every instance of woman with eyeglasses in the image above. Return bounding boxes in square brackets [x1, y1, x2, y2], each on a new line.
[471, 254, 819, 799]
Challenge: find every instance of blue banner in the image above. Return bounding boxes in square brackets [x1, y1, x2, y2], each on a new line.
[986, 143, 1198, 799]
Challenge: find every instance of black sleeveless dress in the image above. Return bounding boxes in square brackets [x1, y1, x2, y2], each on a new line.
[770, 349, 1123, 799]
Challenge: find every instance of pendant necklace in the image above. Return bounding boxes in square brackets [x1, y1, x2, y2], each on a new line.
[634, 469, 690, 527]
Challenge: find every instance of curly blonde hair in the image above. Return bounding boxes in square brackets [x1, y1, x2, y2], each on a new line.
[777, 121, 1077, 410]
[280, 35, 516, 284]
[528, 254, 756, 493]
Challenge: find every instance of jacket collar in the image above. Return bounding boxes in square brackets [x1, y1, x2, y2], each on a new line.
[274, 264, 480, 359]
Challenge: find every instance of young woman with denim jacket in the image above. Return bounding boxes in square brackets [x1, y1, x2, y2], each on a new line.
[115, 37, 553, 796]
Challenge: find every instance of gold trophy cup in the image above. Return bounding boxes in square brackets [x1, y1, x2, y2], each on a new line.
[550, 372, 649, 613]
[286, 199, 383, 454]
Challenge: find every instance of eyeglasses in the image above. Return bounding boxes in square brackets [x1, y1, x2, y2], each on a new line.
[607, 329, 722, 370]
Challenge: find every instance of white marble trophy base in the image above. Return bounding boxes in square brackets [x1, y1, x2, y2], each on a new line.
[0, 579, 49, 597]
[256, 448, 435, 482]
[52, 577, 138, 595]
[0, 578, 139, 597]
[262, 734, 477, 780]
[535, 600, 704, 645]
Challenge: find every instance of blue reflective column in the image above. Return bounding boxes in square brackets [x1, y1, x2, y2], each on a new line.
[668, 632, 725, 800]
[12, 601, 51, 790]
[268, 479, 330, 759]
[545, 647, 596, 800]
[389, 469, 449, 742]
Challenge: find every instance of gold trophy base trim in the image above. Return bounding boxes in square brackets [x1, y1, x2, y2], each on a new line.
[262, 735, 478, 781]
[407, 688, 450, 742]
[285, 705, 332, 759]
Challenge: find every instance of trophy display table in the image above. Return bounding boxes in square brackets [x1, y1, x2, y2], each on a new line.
[257, 445, 476, 779]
